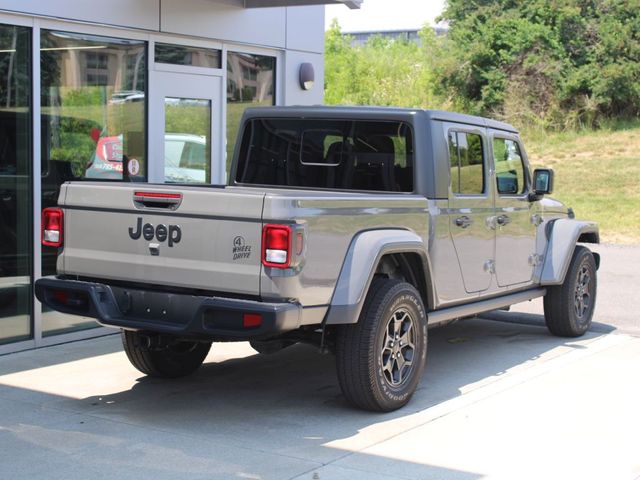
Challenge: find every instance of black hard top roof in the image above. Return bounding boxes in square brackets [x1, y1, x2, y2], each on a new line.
[242, 105, 519, 134]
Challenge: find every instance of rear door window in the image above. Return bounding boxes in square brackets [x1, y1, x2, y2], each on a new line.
[448, 131, 485, 195]
[235, 118, 414, 192]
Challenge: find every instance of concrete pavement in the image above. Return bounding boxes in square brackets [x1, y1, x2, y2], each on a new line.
[1, 243, 638, 479]
[0, 316, 639, 480]
[485, 243, 640, 336]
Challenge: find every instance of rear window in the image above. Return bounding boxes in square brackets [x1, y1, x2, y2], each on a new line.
[235, 118, 414, 192]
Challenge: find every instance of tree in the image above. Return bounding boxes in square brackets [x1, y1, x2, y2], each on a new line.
[439, 0, 640, 128]
[324, 20, 440, 109]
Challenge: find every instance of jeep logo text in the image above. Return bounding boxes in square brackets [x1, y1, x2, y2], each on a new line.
[129, 217, 182, 247]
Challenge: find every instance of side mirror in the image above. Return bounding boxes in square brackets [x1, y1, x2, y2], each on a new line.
[533, 168, 554, 195]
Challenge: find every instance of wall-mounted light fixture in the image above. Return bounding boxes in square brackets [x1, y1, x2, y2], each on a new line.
[299, 62, 315, 91]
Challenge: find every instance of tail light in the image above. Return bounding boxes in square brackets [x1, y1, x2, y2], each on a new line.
[42, 208, 64, 247]
[262, 224, 291, 268]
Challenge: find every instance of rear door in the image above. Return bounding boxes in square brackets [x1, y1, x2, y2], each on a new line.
[61, 183, 265, 296]
[490, 132, 537, 287]
[447, 126, 495, 294]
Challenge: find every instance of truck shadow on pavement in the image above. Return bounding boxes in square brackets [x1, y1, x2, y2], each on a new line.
[80, 317, 606, 438]
[482, 310, 616, 334]
[84, 317, 608, 420]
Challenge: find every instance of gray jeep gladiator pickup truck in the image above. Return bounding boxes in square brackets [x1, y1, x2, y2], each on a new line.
[35, 106, 600, 412]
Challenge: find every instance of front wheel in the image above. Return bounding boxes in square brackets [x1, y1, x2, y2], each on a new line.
[122, 330, 211, 378]
[544, 246, 597, 337]
[336, 278, 428, 412]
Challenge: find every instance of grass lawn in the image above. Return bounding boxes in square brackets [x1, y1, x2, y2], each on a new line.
[523, 124, 640, 244]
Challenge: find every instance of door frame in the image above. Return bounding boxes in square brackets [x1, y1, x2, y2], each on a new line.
[444, 123, 495, 297]
[488, 129, 538, 287]
[148, 37, 225, 184]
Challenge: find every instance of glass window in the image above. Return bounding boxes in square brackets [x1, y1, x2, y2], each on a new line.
[301, 129, 344, 166]
[155, 43, 221, 68]
[449, 131, 484, 195]
[0, 24, 32, 345]
[494, 137, 526, 195]
[40, 30, 146, 336]
[164, 97, 210, 183]
[235, 119, 414, 192]
[226, 52, 275, 172]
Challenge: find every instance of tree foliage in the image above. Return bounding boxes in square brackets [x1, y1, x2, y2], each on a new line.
[324, 19, 440, 109]
[438, 0, 640, 128]
[325, 1, 640, 129]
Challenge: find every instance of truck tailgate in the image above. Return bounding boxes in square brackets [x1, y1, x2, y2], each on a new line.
[60, 183, 265, 296]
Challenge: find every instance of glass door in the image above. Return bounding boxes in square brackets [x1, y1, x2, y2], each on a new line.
[148, 71, 222, 184]
[0, 24, 32, 345]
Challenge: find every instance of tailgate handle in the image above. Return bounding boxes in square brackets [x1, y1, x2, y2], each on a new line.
[133, 191, 182, 210]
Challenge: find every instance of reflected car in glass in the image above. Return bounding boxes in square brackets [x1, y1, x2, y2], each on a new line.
[84, 133, 207, 183]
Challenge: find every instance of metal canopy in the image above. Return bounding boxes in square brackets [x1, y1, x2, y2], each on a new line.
[245, 1, 362, 7]
[210, 1, 362, 9]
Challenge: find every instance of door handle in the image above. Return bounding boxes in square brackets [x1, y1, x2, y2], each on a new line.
[455, 216, 473, 229]
[497, 215, 512, 226]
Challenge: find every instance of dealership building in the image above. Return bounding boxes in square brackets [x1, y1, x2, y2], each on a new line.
[0, 0, 361, 353]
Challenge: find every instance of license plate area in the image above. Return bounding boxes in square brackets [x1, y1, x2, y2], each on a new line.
[111, 286, 199, 326]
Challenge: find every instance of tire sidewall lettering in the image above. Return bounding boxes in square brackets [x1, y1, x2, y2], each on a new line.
[375, 287, 427, 404]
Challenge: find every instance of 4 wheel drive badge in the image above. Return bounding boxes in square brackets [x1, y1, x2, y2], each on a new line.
[232, 236, 252, 260]
[129, 217, 182, 247]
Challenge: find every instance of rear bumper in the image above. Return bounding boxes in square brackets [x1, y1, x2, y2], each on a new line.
[34, 276, 301, 339]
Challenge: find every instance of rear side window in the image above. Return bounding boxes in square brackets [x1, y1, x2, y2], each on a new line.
[235, 118, 414, 192]
[494, 138, 526, 195]
[448, 131, 484, 195]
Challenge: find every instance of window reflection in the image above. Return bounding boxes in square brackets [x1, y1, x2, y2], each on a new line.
[155, 43, 221, 68]
[40, 30, 146, 336]
[164, 97, 211, 183]
[226, 52, 275, 171]
[0, 24, 32, 344]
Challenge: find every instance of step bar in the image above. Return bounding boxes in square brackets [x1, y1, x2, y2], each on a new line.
[428, 288, 546, 325]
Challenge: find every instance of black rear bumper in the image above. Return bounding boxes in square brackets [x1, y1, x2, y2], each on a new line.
[35, 276, 301, 339]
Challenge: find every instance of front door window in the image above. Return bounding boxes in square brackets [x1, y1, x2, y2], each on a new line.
[493, 135, 536, 287]
[494, 138, 526, 195]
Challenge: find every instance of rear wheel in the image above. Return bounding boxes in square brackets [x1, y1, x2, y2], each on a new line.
[544, 246, 597, 337]
[336, 278, 428, 412]
[121, 330, 211, 378]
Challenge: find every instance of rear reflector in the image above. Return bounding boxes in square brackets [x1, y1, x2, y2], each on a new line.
[295, 232, 304, 255]
[49, 289, 89, 310]
[262, 224, 292, 268]
[42, 208, 64, 247]
[243, 313, 262, 329]
[51, 289, 69, 305]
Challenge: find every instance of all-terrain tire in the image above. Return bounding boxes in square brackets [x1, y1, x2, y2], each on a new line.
[336, 278, 428, 412]
[121, 330, 211, 378]
[544, 246, 597, 337]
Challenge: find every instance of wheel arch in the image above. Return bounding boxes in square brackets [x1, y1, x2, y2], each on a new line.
[324, 229, 434, 325]
[540, 219, 600, 286]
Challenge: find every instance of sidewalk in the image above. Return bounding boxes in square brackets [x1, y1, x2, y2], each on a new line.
[0, 317, 638, 480]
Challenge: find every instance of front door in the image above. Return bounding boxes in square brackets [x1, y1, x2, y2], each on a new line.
[148, 71, 222, 184]
[447, 126, 495, 294]
[490, 132, 537, 287]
